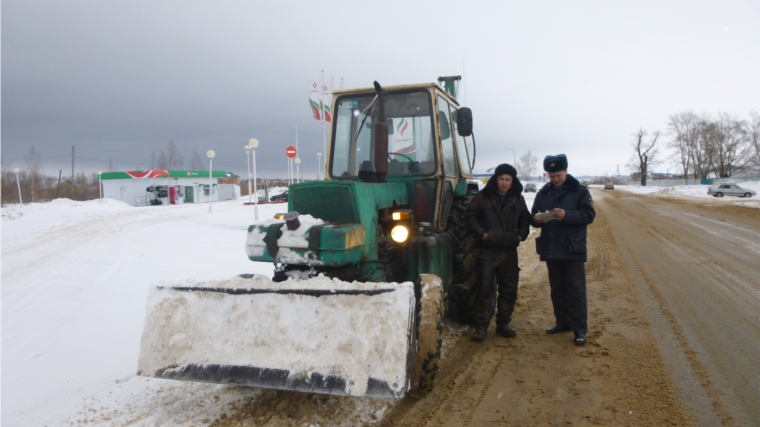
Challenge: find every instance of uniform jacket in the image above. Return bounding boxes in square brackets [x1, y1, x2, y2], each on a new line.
[530, 174, 595, 261]
[465, 176, 531, 250]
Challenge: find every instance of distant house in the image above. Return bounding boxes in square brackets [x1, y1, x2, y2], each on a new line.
[101, 170, 237, 207]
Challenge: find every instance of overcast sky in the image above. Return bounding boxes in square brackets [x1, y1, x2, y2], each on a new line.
[2, 0, 758, 179]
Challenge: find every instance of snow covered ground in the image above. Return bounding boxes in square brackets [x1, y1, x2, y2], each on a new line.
[2, 197, 282, 426]
[0, 181, 754, 426]
[591, 180, 760, 209]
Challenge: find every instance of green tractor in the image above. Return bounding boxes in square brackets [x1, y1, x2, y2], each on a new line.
[137, 77, 480, 398]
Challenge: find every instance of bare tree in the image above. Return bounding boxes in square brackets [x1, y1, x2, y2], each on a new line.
[190, 150, 203, 170]
[518, 150, 537, 182]
[150, 151, 157, 169]
[157, 152, 169, 169]
[689, 114, 717, 181]
[749, 111, 760, 173]
[707, 113, 751, 177]
[628, 128, 660, 186]
[167, 140, 184, 169]
[25, 145, 43, 202]
[107, 158, 116, 172]
[667, 111, 699, 182]
[74, 170, 89, 186]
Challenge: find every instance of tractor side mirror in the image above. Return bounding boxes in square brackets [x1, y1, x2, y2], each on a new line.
[456, 107, 473, 137]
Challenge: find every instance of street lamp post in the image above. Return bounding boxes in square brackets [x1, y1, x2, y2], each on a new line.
[14, 168, 22, 204]
[294, 158, 301, 183]
[97, 171, 102, 198]
[245, 145, 252, 204]
[207, 150, 215, 213]
[317, 152, 322, 180]
[248, 138, 259, 220]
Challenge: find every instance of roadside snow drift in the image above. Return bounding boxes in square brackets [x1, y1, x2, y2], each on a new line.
[137, 274, 416, 398]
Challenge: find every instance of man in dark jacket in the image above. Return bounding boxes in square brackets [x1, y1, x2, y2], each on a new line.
[465, 164, 530, 341]
[530, 154, 595, 345]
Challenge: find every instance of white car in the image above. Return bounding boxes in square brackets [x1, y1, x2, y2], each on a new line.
[707, 183, 756, 198]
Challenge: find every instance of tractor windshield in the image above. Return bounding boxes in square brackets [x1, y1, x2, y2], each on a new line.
[330, 90, 436, 178]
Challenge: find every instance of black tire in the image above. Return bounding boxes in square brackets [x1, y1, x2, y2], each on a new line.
[444, 194, 479, 324]
[411, 275, 443, 395]
[716, 192, 724, 198]
[744, 193, 752, 198]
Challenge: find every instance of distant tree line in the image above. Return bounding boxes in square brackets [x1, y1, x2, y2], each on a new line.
[629, 110, 759, 185]
[1, 140, 208, 206]
[1, 145, 101, 205]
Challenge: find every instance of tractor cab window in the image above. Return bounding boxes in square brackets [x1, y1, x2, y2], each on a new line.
[438, 96, 457, 177]
[331, 91, 436, 178]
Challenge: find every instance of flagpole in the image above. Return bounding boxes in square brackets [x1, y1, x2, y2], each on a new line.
[295, 123, 299, 183]
[321, 69, 326, 180]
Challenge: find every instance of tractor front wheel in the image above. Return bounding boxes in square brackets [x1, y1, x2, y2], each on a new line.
[411, 274, 443, 395]
[445, 195, 479, 323]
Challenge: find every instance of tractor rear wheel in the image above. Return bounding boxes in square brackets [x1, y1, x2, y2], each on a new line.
[411, 275, 443, 395]
[445, 194, 479, 324]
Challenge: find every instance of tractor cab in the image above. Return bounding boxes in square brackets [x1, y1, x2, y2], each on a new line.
[327, 81, 477, 231]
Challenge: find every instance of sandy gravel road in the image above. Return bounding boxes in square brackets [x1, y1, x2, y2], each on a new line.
[593, 189, 760, 427]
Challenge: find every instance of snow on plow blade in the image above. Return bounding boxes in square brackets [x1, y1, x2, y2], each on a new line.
[137, 275, 416, 398]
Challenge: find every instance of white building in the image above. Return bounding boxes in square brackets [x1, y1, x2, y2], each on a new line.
[101, 170, 238, 207]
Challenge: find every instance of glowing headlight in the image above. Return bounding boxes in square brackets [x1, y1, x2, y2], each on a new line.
[391, 225, 409, 243]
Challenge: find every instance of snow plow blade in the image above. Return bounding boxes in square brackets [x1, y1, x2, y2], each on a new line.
[137, 275, 417, 398]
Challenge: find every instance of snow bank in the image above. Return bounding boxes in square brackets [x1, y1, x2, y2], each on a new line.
[138, 274, 415, 397]
[614, 181, 760, 208]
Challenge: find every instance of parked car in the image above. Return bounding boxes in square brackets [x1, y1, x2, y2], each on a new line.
[269, 190, 288, 202]
[524, 183, 537, 193]
[604, 183, 614, 190]
[707, 183, 756, 198]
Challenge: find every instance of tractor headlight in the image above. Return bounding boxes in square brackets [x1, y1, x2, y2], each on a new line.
[391, 225, 409, 243]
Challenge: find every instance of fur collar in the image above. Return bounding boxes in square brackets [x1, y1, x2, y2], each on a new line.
[538, 174, 580, 194]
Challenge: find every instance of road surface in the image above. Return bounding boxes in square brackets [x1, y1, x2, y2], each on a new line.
[213, 188, 759, 427]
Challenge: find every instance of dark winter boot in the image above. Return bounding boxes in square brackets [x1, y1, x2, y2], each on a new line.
[496, 323, 516, 338]
[471, 325, 487, 341]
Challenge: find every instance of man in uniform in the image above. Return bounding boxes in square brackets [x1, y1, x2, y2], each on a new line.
[465, 163, 530, 341]
[530, 154, 595, 345]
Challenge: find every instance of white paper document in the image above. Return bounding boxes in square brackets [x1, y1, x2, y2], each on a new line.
[535, 211, 560, 222]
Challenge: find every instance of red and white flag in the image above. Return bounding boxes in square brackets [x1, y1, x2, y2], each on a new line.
[309, 80, 321, 120]
[308, 77, 334, 122]
[322, 78, 333, 122]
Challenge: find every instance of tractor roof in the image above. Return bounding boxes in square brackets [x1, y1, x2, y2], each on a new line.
[333, 82, 459, 107]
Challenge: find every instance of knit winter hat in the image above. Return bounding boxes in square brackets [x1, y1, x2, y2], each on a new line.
[493, 163, 518, 178]
[484, 163, 523, 195]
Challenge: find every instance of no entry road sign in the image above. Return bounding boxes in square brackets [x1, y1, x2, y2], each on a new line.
[286, 146, 297, 159]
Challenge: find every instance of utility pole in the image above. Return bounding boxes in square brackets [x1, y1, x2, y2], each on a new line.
[71, 146, 75, 180]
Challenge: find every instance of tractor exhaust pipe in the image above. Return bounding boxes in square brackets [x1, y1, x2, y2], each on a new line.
[373, 81, 388, 183]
